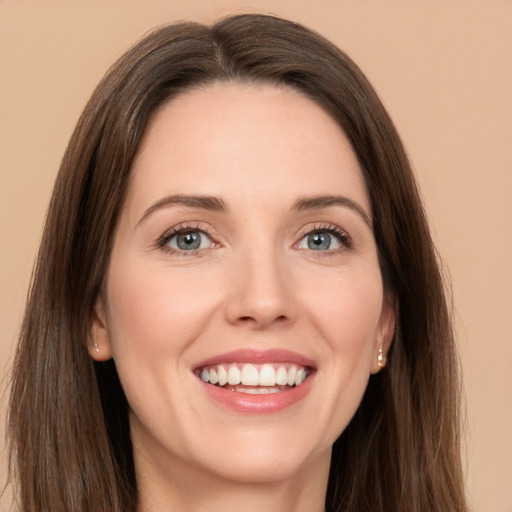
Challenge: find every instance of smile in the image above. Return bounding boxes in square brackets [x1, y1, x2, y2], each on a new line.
[194, 349, 316, 413]
[196, 362, 309, 393]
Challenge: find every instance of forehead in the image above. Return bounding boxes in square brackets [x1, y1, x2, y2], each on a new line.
[127, 82, 369, 215]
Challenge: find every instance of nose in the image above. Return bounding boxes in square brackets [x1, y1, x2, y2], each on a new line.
[224, 247, 295, 330]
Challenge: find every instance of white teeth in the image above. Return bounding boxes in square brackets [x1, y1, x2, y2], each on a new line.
[209, 368, 218, 385]
[287, 365, 297, 386]
[241, 363, 259, 386]
[259, 364, 276, 386]
[227, 365, 241, 385]
[295, 368, 306, 385]
[275, 366, 288, 385]
[237, 387, 281, 394]
[217, 365, 228, 386]
[199, 362, 310, 389]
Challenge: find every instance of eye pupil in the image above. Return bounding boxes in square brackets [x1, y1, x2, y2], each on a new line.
[308, 232, 331, 250]
[177, 231, 201, 250]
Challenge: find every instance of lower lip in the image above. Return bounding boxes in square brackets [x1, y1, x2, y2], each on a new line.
[198, 373, 314, 414]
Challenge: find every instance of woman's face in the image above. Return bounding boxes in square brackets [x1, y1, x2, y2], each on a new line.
[91, 83, 394, 488]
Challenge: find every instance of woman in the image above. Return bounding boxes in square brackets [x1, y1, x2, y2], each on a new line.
[7, 13, 468, 512]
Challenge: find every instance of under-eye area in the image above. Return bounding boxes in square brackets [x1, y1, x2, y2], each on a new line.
[196, 362, 312, 394]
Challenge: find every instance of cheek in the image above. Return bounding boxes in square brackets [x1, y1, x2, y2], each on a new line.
[301, 266, 384, 353]
[102, 264, 226, 441]
[104, 263, 223, 361]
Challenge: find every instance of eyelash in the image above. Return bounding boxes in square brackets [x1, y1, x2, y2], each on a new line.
[155, 222, 352, 256]
[296, 223, 353, 252]
[156, 223, 217, 256]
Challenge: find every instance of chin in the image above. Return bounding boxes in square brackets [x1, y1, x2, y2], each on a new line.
[180, 424, 333, 486]
[200, 447, 327, 485]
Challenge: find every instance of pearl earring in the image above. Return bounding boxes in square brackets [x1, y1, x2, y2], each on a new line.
[377, 346, 384, 368]
[93, 343, 100, 353]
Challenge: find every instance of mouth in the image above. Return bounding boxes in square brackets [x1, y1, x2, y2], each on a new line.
[193, 349, 316, 412]
[195, 362, 310, 394]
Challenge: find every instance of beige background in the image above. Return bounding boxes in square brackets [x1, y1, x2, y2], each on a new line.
[0, 1, 510, 511]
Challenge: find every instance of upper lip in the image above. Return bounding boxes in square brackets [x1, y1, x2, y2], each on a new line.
[193, 348, 317, 370]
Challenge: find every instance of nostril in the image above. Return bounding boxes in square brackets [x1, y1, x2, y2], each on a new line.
[238, 314, 287, 322]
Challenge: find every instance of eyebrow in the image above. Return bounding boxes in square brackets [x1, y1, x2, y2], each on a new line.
[137, 193, 371, 228]
[138, 194, 228, 225]
[292, 195, 372, 228]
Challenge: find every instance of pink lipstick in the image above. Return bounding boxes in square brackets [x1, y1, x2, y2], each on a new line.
[194, 349, 316, 414]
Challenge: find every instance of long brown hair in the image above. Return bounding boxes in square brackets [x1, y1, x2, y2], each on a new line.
[7, 14, 468, 512]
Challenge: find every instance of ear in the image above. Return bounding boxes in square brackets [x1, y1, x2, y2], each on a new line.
[88, 295, 113, 362]
[370, 296, 396, 374]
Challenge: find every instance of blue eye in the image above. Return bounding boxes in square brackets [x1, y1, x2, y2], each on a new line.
[297, 228, 350, 251]
[307, 232, 334, 250]
[165, 230, 212, 251]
